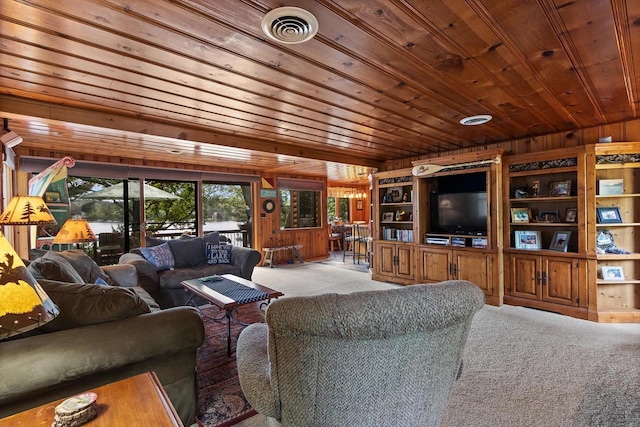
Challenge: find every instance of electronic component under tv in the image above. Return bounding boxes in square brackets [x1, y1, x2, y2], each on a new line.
[430, 192, 488, 234]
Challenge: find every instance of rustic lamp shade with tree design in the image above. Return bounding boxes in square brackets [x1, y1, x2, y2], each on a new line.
[0, 231, 59, 339]
[53, 219, 97, 245]
[0, 196, 57, 225]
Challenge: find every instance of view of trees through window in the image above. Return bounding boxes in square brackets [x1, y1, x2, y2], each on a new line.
[327, 197, 350, 223]
[68, 176, 251, 246]
[280, 189, 321, 229]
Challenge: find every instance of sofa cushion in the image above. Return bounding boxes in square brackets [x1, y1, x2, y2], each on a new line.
[139, 242, 175, 271]
[28, 252, 85, 284]
[206, 242, 232, 264]
[55, 250, 117, 286]
[168, 237, 205, 268]
[157, 264, 242, 291]
[203, 231, 220, 247]
[38, 279, 151, 332]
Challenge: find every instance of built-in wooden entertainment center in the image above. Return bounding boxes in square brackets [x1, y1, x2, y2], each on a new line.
[371, 143, 640, 323]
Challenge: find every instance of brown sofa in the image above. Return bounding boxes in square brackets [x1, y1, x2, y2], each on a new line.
[0, 250, 204, 426]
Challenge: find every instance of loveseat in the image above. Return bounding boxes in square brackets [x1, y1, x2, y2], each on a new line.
[119, 233, 262, 308]
[0, 250, 205, 426]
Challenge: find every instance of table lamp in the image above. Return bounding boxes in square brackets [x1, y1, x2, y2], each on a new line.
[53, 219, 97, 245]
[0, 196, 57, 226]
[0, 230, 59, 339]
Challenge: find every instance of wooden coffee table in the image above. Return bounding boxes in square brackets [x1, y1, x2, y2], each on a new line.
[0, 372, 182, 426]
[181, 274, 283, 356]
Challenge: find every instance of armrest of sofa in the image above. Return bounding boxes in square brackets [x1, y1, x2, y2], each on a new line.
[0, 306, 204, 409]
[119, 252, 159, 293]
[102, 263, 138, 287]
[231, 246, 261, 280]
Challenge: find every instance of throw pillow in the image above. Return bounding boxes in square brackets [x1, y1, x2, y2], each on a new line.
[138, 242, 175, 271]
[28, 252, 85, 284]
[55, 250, 117, 286]
[206, 242, 232, 265]
[168, 237, 206, 268]
[38, 279, 151, 332]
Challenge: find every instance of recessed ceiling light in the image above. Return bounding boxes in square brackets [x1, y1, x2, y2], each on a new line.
[261, 7, 319, 44]
[167, 149, 183, 155]
[460, 115, 492, 126]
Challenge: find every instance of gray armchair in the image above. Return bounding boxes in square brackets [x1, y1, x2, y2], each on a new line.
[236, 280, 484, 427]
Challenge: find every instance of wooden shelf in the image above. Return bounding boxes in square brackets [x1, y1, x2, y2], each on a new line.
[508, 166, 577, 177]
[509, 196, 577, 203]
[380, 202, 413, 206]
[596, 253, 640, 260]
[511, 222, 578, 227]
[381, 220, 412, 224]
[596, 223, 640, 227]
[596, 279, 640, 285]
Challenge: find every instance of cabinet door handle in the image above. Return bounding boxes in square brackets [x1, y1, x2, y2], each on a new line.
[452, 263, 457, 276]
[536, 271, 542, 285]
[541, 271, 547, 286]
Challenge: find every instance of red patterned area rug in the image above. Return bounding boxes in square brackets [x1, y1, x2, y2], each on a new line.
[196, 302, 264, 427]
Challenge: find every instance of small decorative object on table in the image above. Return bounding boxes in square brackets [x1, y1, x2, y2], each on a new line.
[52, 392, 98, 427]
[514, 230, 542, 250]
[564, 208, 577, 223]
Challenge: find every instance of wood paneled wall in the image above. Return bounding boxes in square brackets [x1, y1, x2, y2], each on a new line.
[253, 173, 329, 266]
[381, 118, 640, 171]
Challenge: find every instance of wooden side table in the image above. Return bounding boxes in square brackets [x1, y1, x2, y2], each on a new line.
[0, 372, 183, 426]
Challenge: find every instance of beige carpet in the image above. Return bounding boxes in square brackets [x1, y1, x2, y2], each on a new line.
[237, 262, 640, 427]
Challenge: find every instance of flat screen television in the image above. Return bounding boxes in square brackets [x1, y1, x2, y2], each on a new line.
[430, 191, 488, 234]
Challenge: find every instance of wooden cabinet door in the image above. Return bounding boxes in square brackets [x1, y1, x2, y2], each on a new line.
[396, 244, 414, 279]
[418, 247, 451, 282]
[377, 242, 396, 276]
[542, 256, 579, 306]
[455, 250, 493, 295]
[508, 253, 541, 301]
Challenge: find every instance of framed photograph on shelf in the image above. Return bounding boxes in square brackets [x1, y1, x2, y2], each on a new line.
[549, 180, 572, 197]
[381, 212, 395, 221]
[564, 208, 578, 223]
[598, 179, 624, 195]
[601, 266, 625, 281]
[510, 207, 531, 223]
[596, 207, 622, 224]
[538, 210, 559, 223]
[386, 186, 403, 202]
[549, 231, 571, 252]
[514, 230, 542, 250]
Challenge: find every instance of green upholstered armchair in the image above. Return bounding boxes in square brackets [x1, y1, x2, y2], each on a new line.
[236, 280, 484, 427]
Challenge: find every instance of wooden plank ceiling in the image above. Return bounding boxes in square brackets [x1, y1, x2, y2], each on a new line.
[1, 0, 639, 184]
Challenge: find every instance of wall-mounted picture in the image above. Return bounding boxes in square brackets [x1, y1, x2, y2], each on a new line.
[601, 266, 625, 281]
[356, 199, 364, 210]
[598, 179, 624, 195]
[44, 191, 61, 203]
[510, 207, 531, 223]
[538, 210, 559, 222]
[564, 208, 578, 223]
[381, 212, 395, 221]
[514, 230, 541, 250]
[549, 180, 572, 196]
[596, 207, 622, 224]
[549, 231, 571, 252]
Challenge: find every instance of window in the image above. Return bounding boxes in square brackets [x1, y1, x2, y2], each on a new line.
[278, 178, 323, 230]
[202, 182, 252, 247]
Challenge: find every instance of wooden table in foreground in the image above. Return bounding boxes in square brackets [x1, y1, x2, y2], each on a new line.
[181, 274, 283, 356]
[0, 372, 182, 427]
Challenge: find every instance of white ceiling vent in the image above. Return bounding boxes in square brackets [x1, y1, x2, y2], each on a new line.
[261, 7, 318, 44]
[460, 115, 492, 126]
